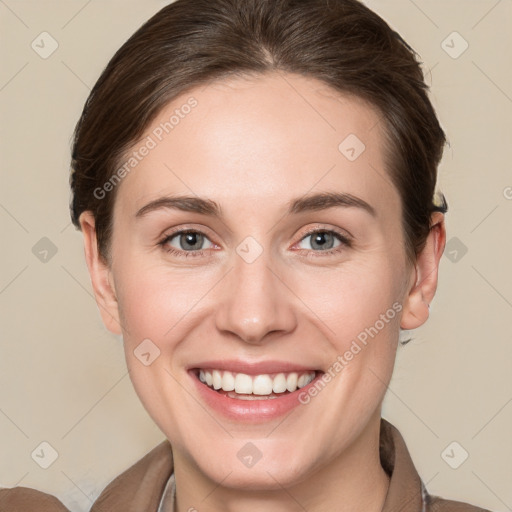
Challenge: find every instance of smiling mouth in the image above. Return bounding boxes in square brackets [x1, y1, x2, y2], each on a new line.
[195, 369, 318, 400]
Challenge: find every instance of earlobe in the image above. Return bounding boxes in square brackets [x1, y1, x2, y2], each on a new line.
[400, 212, 446, 330]
[79, 211, 122, 335]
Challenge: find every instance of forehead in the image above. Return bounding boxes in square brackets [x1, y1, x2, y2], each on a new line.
[114, 72, 399, 221]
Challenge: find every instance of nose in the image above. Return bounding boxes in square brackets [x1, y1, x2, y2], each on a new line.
[214, 252, 298, 345]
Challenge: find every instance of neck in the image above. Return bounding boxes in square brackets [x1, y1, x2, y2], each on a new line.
[172, 412, 390, 512]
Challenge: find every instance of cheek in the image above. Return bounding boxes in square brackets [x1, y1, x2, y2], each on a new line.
[114, 261, 213, 345]
[295, 258, 403, 346]
[112, 262, 204, 436]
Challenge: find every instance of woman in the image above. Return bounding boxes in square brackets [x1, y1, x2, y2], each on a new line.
[0, 0, 493, 510]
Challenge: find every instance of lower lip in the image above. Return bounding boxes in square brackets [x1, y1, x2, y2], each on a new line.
[189, 370, 323, 422]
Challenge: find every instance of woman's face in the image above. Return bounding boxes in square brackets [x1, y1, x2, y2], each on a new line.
[83, 72, 426, 490]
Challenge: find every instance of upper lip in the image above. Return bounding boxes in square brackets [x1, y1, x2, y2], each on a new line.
[189, 360, 321, 375]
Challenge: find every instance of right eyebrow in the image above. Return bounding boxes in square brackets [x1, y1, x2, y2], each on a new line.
[135, 196, 223, 219]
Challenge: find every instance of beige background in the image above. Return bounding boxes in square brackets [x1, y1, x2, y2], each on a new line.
[0, 1, 511, 510]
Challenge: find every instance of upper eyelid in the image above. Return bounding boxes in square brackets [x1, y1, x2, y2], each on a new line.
[160, 224, 216, 241]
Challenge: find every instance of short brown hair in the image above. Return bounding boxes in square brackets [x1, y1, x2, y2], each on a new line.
[69, 0, 447, 263]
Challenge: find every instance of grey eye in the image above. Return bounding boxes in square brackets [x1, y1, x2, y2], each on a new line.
[298, 231, 341, 251]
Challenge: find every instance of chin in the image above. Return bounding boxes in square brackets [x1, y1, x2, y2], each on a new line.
[184, 437, 316, 491]
[204, 459, 309, 491]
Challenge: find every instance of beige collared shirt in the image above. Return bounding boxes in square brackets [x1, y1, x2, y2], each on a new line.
[0, 418, 491, 511]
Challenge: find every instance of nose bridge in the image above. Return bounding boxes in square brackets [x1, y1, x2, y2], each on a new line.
[214, 243, 296, 344]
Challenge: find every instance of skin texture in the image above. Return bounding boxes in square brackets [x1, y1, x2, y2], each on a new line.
[79, 72, 446, 512]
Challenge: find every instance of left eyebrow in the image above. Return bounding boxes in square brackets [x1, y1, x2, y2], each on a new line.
[134, 191, 376, 220]
[287, 191, 376, 217]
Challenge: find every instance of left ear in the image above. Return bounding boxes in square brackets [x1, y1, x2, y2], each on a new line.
[401, 212, 446, 330]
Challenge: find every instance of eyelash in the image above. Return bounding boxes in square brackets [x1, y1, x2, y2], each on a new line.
[158, 227, 352, 259]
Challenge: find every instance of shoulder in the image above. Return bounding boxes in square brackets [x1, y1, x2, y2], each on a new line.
[0, 439, 173, 512]
[0, 486, 70, 511]
[379, 418, 493, 512]
[90, 438, 173, 511]
[426, 493, 493, 511]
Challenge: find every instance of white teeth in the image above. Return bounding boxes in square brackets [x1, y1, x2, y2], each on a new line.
[286, 373, 298, 392]
[234, 373, 253, 394]
[298, 374, 309, 388]
[272, 373, 287, 393]
[212, 370, 222, 390]
[253, 374, 273, 395]
[222, 371, 235, 391]
[198, 369, 316, 396]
